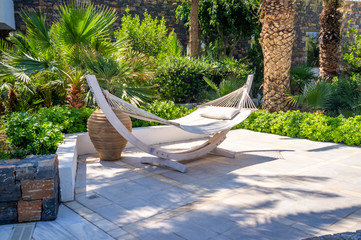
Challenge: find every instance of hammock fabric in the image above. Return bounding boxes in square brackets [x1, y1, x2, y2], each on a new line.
[102, 75, 257, 135]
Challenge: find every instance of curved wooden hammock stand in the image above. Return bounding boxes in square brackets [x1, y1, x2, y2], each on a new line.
[86, 74, 256, 173]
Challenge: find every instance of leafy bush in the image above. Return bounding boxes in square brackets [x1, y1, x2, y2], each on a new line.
[116, 7, 179, 58]
[132, 100, 195, 127]
[37, 106, 94, 133]
[152, 56, 251, 103]
[3, 106, 94, 158]
[5, 112, 64, 156]
[342, 24, 361, 74]
[0, 116, 9, 160]
[152, 57, 209, 103]
[235, 110, 361, 146]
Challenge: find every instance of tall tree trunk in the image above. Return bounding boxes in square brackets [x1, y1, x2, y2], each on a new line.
[259, 0, 296, 112]
[189, 0, 199, 58]
[318, 0, 342, 81]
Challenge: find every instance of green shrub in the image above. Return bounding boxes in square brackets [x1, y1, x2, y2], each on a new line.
[152, 57, 209, 103]
[3, 106, 94, 158]
[342, 24, 361, 74]
[37, 106, 94, 133]
[132, 100, 195, 127]
[235, 110, 361, 146]
[116, 7, 178, 58]
[152, 56, 251, 103]
[5, 112, 64, 156]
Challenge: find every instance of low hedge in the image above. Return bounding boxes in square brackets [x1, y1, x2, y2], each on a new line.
[234, 110, 361, 146]
[3, 104, 359, 159]
[151, 56, 251, 103]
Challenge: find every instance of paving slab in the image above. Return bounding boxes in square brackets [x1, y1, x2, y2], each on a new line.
[32, 205, 113, 240]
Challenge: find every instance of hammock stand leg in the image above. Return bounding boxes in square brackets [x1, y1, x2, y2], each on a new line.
[211, 147, 236, 158]
[141, 157, 187, 173]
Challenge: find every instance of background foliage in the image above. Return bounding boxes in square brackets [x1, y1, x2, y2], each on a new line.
[151, 56, 251, 103]
[176, 0, 260, 58]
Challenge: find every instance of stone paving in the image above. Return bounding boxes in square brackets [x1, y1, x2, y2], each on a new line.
[1, 129, 361, 240]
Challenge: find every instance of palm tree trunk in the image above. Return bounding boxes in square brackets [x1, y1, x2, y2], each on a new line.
[259, 0, 296, 112]
[7, 89, 18, 112]
[189, 0, 199, 58]
[318, 0, 342, 81]
[66, 84, 84, 109]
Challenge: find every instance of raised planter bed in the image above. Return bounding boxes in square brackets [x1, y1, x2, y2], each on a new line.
[0, 155, 59, 225]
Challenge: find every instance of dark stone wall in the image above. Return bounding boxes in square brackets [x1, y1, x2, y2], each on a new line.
[13, 0, 63, 32]
[0, 155, 59, 224]
[12, 0, 187, 45]
[292, 1, 323, 66]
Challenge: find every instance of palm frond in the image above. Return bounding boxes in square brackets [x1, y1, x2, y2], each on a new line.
[0, 82, 13, 92]
[3, 52, 59, 76]
[7, 32, 34, 56]
[203, 76, 218, 92]
[0, 39, 12, 53]
[0, 61, 32, 84]
[287, 80, 333, 110]
[57, 2, 117, 48]
[115, 84, 154, 106]
[20, 10, 52, 50]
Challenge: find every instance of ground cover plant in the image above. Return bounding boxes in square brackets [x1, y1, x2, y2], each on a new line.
[235, 110, 361, 146]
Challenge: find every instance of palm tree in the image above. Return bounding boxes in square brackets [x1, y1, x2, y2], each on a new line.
[50, 1, 118, 108]
[318, 0, 342, 81]
[259, 0, 296, 112]
[0, 2, 118, 109]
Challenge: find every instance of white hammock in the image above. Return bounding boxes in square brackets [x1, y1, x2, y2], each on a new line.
[86, 74, 257, 172]
[100, 75, 257, 135]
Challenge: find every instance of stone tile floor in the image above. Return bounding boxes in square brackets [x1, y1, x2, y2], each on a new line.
[1, 129, 361, 240]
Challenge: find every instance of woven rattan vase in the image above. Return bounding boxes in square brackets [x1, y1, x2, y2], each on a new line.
[87, 108, 132, 161]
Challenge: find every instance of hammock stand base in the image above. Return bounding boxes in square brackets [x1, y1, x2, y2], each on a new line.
[140, 145, 236, 173]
